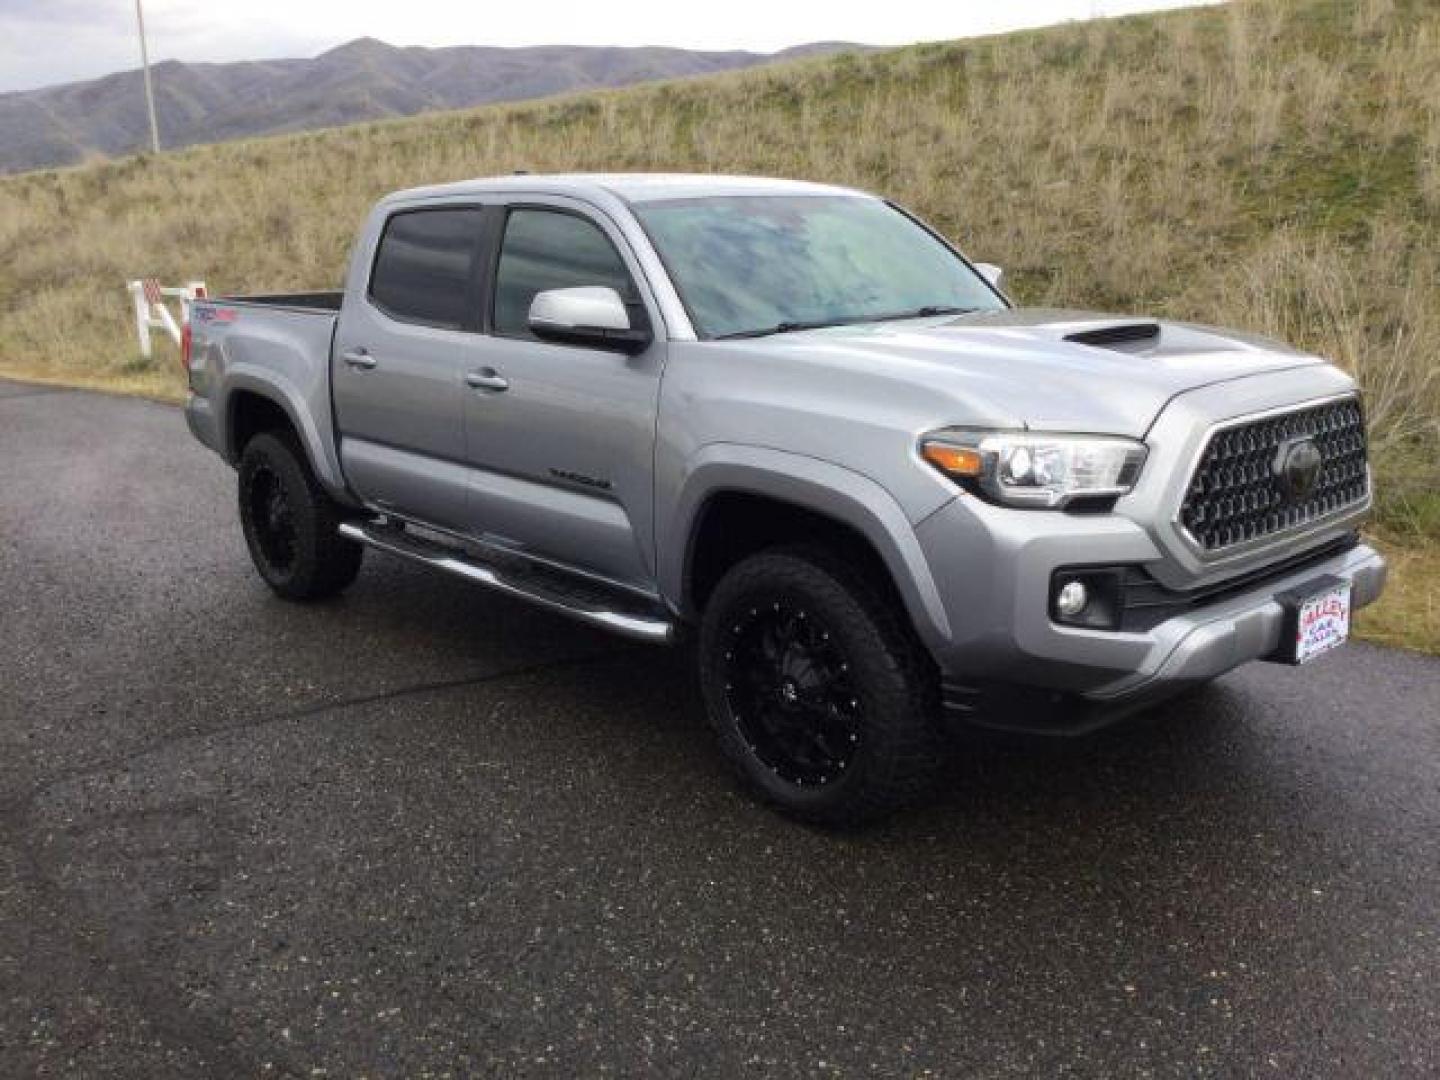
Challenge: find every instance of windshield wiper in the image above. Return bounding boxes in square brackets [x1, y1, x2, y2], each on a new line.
[715, 307, 977, 340]
[715, 317, 869, 340]
[870, 304, 976, 322]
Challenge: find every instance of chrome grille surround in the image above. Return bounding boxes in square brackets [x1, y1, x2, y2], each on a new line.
[1176, 394, 1370, 558]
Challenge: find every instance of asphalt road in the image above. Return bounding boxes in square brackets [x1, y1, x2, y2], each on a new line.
[2, 378, 1438, 1078]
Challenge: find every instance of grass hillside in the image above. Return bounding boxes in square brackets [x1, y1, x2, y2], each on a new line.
[0, 0, 1435, 650]
[0, 39, 860, 174]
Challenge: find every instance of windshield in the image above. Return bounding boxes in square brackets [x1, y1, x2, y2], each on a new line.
[632, 194, 1005, 339]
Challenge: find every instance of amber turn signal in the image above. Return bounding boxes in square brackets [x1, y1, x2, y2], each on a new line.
[921, 442, 984, 477]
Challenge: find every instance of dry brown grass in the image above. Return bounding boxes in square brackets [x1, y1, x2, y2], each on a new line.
[0, 0, 1436, 649]
[1357, 535, 1440, 653]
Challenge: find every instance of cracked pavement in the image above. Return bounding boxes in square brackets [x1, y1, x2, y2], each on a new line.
[2, 378, 1438, 1076]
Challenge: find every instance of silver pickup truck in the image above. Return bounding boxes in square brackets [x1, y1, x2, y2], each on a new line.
[186, 173, 1385, 823]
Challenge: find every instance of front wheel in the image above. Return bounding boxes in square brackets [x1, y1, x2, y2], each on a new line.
[697, 547, 943, 826]
[237, 431, 363, 601]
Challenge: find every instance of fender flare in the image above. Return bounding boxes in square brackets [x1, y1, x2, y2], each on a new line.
[217, 367, 350, 500]
[660, 443, 952, 650]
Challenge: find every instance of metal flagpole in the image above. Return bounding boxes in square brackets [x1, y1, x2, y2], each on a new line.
[134, 0, 161, 153]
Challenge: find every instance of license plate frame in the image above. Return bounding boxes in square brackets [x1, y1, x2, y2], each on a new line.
[1270, 574, 1352, 665]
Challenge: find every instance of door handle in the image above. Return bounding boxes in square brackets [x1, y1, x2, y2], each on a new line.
[465, 368, 509, 392]
[341, 348, 377, 370]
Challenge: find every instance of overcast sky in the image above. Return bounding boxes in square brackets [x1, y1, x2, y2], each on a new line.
[0, 0, 1215, 94]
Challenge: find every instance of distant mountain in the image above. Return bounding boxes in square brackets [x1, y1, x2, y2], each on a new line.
[0, 38, 862, 174]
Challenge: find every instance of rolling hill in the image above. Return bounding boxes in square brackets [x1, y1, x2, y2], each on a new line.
[0, 0, 1435, 649]
[0, 38, 859, 174]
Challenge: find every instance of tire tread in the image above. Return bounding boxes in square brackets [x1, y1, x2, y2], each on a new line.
[238, 430, 362, 601]
[698, 545, 942, 825]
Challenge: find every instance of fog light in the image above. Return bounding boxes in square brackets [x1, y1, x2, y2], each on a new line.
[1050, 568, 1127, 630]
[1055, 580, 1088, 617]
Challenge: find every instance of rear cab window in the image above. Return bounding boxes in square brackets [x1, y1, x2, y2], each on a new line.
[369, 207, 488, 330]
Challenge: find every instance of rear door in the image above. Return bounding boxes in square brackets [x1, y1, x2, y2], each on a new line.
[332, 203, 493, 532]
[457, 199, 666, 590]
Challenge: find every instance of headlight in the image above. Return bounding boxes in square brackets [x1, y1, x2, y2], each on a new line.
[920, 429, 1147, 508]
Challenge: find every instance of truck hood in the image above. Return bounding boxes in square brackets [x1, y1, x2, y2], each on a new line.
[765, 308, 1325, 437]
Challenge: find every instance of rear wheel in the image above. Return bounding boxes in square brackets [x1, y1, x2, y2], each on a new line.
[698, 547, 943, 825]
[237, 431, 362, 600]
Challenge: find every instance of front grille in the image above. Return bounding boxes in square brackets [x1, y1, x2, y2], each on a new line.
[1179, 397, 1369, 554]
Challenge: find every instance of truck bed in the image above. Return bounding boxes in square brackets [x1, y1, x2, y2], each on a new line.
[187, 293, 344, 484]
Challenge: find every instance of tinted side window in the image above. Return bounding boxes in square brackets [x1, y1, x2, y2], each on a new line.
[369, 208, 486, 329]
[492, 209, 635, 338]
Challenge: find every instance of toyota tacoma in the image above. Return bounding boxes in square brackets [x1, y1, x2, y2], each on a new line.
[185, 174, 1386, 823]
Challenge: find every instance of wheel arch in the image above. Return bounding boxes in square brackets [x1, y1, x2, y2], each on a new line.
[217, 371, 351, 502]
[662, 445, 952, 652]
[227, 390, 292, 459]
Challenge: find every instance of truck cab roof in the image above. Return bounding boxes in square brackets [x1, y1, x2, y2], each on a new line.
[380, 172, 867, 208]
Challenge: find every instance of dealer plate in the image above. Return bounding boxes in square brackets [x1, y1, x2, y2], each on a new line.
[1278, 576, 1352, 665]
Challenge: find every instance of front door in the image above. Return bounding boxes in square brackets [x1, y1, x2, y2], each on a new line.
[459, 201, 665, 591]
[332, 204, 491, 533]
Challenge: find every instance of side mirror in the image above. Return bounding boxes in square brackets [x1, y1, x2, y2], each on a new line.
[975, 262, 1005, 292]
[528, 286, 651, 354]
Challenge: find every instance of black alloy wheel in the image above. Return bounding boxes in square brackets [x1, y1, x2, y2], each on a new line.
[721, 600, 863, 788]
[246, 461, 298, 575]
[698, 546, 943, 825]
[237, 430, 363, 601]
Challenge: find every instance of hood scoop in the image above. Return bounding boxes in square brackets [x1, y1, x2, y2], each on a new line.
[1063, 321, 1161, 350]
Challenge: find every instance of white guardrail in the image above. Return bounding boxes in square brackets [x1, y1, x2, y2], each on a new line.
[127, 279, 207, 359]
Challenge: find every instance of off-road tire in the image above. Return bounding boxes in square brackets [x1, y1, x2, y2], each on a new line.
[698, 546, 943, 826]
[237, 430, 363, 601]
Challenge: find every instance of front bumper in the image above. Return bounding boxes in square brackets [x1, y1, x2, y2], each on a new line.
[911, 493, 1386, 723]
[1084, 539, 1384, 704]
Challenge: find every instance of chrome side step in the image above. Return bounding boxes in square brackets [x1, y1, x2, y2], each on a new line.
[338, 520, 674, 644]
